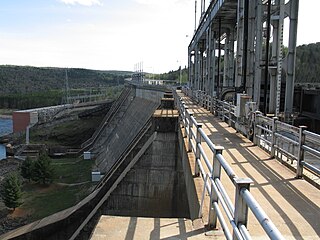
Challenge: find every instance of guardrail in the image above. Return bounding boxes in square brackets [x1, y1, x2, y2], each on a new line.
[175, 91, 284, 240]
[254, 115, 320, 178]
[81, 87, 133, 150]
[182, 87, 320, 179]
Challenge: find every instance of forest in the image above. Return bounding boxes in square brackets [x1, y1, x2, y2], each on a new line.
[0, 66, 131, 94]
[0, 66, 131, 109]
[295, 42, 320, 83]
[0, 42, 318, 109]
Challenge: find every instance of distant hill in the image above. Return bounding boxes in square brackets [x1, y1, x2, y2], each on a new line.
[0, 65, 132, 94]
[295, 42, 320, 84]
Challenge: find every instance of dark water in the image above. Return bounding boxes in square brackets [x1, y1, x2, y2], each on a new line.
[0, 118, 12, 160]
[0, 118, 12, 137]
[0, 144, 5, 160]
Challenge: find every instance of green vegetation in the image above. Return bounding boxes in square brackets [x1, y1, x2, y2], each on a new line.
[0, 173, 23, 210]
[20, 153, 54, 185]
[17, 157, 93, 221]
[30, 117, 103, 147]
[20, 157, 34, 182]
[52, 158, 93, 184]
[145, 66, 188, 84]
[0, 65, 131, 95]
[31, 153, 54, 185]
[0, 65, 129, 109]
[22, 183, 91, 221]
[295, 42, 320, 83]
[0, 85, 123, 110]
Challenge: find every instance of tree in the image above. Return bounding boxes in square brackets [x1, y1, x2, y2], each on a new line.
[20, 157, 34, 182]
[32, 153, 54, 185]
[0, 173, 23, 211]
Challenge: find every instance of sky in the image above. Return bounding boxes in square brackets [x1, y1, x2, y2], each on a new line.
[0, 0, 318, 73]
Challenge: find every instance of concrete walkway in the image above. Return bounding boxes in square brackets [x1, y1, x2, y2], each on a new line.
[90, 216, 224, 240]
[180, 93, 320, 239]
[90, 93, 319, 240]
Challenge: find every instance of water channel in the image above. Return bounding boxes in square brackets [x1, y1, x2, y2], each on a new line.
[0, 118, 13, 160]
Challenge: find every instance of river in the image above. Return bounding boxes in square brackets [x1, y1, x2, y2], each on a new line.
[0, 118, 13, 160]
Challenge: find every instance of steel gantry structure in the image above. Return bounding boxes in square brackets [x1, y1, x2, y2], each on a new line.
[188, 0, 299, 120]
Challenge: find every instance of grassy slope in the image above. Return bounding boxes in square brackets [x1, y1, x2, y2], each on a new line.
[20, 158, 94, 221]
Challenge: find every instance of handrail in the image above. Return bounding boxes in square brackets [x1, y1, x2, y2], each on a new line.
[81, 87, 133, 150]
[182, 87, 320, 179]
[174, 90, 284, 240]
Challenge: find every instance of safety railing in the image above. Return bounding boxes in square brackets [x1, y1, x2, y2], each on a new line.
[81, 87, 133, 150]
[183, 87, 320, 179]
[175, 91, 284, 240]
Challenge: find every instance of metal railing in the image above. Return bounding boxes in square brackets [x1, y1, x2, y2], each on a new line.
[254, 116, 320, 177]
[175, 91, 284, 240]
[183, 88, 320, 179]
[81, 87, 133, 150]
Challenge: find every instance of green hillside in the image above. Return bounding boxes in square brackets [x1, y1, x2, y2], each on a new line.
[295, 42, 320, 83]
[0, 65, 131, 94]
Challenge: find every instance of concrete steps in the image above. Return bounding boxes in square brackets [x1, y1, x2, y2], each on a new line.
[90, 215, 225, 240]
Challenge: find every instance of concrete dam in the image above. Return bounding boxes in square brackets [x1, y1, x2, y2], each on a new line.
[1, 85, 198, 239]
[2, 84, 319, 239]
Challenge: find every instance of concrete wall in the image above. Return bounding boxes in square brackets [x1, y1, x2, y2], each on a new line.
[95, 97, 159, 173]
[103, 131, 190, 218]
[135, 87, 164, 103]
[177, 125, 200, 220]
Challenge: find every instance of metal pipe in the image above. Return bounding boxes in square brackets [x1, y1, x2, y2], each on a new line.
[216, 153, 237, 180]
[263, 0, 272, 115]
[242, 0, 249, 92]
[239, 224, 252, 240]
[241, 189, 285, 240]
[274, 132, 299, 146]
[213, 202, 233, 240]
[255, 135, 272, 146]
[274, 145, 297, 160]
[303, 130, 320, 140]
[302, 145, 320, 158]
[303, 162, 320, 175]
[217, 18, 222, 98]
[198, 128, 216, 152]
[199, 144, 213, 172]
[256, 125, 273, 134]
[215, 178, 235, 216]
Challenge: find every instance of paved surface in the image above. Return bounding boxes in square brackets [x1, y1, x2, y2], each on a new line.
[179, 92, 320, 239]
[91, 92, 320, 240]
[90, 216, 224, 240]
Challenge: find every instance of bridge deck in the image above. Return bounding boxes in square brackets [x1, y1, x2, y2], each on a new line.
[90, 216, 224, 240]
[180, 93, 320, 239]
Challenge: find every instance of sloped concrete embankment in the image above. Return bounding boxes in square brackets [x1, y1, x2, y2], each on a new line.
[0, 90, 200, 240]
[0, 87, 167, 239]
[94, 96, 160, 173]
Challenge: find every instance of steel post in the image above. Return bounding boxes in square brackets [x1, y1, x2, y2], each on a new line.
[195, 124, 202, 177]
[296, 125, 307, 178]
[271, 117, 278, 157]
[208, 146, 224, 229]
[233, 178, 253, 240]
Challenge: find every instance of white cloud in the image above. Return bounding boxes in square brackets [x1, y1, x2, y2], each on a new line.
[59, 0, 102, 6]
